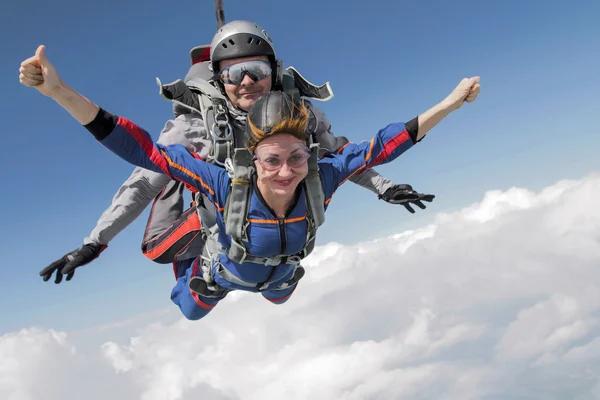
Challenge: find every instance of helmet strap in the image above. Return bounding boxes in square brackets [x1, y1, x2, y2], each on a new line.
[272, 59, 284, 89]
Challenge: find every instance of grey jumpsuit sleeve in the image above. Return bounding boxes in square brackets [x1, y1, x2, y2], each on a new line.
[308, 103, 393, 196]
[84, 114, 211, 245]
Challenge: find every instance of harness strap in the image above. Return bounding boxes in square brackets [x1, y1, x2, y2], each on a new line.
[209, 97, 233, 165]
[203, 229, 301, 291]
[185, 77, 224, 99]
[183, 77, 234, 166]
[223, 148, 254, 263]
[213, 262, 297, 292]
[304, 144, 326, 229]
[217, 240, 303, 266]
[213, 261, 261, 289]
[194, 192, 217, 243]
[157, 72, 330, 280]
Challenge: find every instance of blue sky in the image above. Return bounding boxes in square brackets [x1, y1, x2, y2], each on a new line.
[1, 0, 599, 334]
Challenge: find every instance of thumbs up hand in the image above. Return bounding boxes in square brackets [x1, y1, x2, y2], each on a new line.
[442, 76, 481, 112]
[19, 45, 64, 98]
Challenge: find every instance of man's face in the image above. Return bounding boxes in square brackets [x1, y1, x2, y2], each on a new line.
[219, 55, 272, 111]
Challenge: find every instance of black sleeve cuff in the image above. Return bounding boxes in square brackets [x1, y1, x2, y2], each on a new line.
[84, 107, 118, 141]
[406, 117, 419, 144]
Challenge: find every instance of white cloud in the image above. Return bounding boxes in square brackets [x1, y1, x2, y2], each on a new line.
[0, 328, 135, 400]
[0, 329, 74, 400]
[3, 173, 600, 400]
[495, 293, 597, 363]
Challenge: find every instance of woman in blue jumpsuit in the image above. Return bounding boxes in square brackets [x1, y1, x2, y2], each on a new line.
[18, 46, 481, 320]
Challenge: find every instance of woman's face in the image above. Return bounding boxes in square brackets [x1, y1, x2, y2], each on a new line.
[254, 134, 310, 199]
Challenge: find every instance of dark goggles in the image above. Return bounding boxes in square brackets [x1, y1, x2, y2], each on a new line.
[218, 60, 272, 85]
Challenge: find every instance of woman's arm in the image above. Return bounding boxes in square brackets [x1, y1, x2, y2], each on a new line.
[85, 108, 226, 208]
[320, 76, 481, 190]
[18, 45, 229, 209]
[415, 76, 480, 141]
[19, 45, 99, 124]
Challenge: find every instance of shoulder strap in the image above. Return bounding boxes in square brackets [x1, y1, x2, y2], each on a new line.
[298, 143, 326, 258]
[222, 148, 254, 263]
[304, 143, 326, 228]
[177, 77, 234, 167]
[185, 77, 224, 99]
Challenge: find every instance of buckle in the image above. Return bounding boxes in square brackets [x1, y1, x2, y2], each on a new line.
[229, 240, 247, 264]
[264, 257, 282, 266]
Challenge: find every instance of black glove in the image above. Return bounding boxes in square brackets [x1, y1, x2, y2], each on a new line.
[39, 242, 107, 284]
[378, 184, 435, 214]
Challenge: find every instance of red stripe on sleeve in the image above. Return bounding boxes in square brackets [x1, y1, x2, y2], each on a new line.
[369, 130, 410, 167]
[189, 152, 204, 161]
[117, 117, 173, 177]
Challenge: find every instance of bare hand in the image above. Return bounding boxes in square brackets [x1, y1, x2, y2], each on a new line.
[442, 76, 481, 111]
[19, 45, 63, 98]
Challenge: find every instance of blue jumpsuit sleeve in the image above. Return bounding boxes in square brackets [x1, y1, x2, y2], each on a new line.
[87, 108, 229, 209]
[319, 122, 415, 200]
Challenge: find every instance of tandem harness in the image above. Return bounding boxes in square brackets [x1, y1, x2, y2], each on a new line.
[156, 61, 332, 291]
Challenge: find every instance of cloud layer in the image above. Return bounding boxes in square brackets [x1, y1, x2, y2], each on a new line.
[3, 173, 600, 400]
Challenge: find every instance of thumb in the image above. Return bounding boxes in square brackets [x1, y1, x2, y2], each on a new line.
[35, 45, 49, 65]
[468, 76, 481, 88]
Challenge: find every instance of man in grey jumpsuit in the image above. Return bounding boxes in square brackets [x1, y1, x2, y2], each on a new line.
[40, 20, 435, 284]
